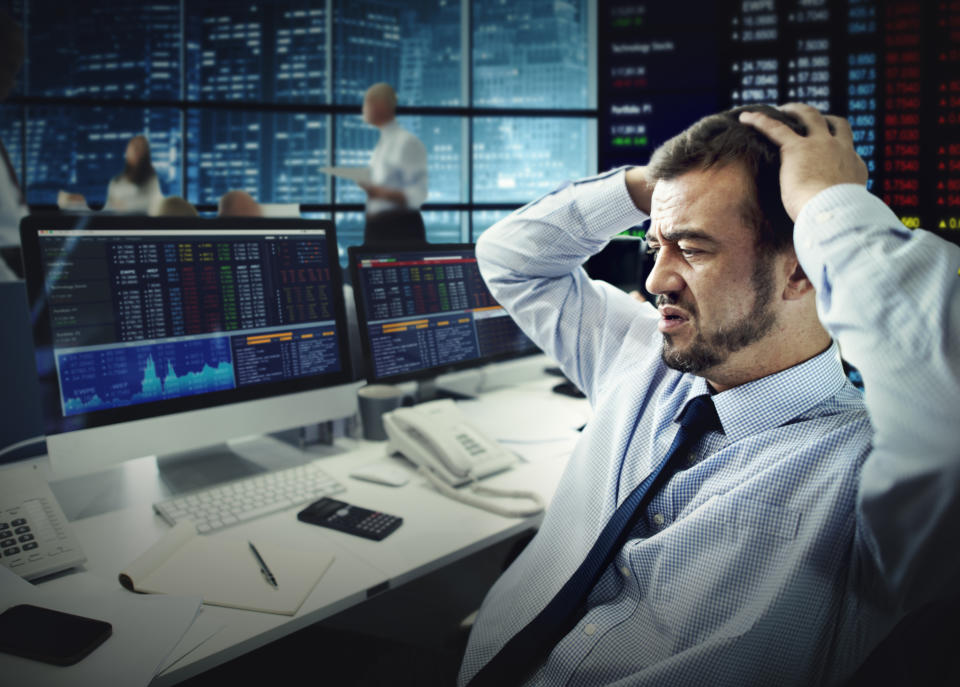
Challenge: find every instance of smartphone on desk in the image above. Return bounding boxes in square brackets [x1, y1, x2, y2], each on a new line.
[0, 604, 112, 666]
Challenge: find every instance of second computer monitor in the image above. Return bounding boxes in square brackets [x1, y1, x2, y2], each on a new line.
[348, 244, 539, 395]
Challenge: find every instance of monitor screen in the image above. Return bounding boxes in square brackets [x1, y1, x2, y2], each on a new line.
[348, 244, 540, 386]
[20, 215, 358, 475]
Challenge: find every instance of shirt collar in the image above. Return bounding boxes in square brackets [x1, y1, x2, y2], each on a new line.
[675, 341, 847, 442]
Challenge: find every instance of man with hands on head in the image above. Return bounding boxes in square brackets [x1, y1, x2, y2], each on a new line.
[458, 103, 960, 686]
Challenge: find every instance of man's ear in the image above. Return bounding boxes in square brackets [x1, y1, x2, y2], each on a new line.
[782, 253, 815, 301]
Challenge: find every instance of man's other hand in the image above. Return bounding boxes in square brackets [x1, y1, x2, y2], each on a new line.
[739, 103, 868, 221]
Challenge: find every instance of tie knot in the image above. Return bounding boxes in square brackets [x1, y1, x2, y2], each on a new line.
[678, 395, 722, 437]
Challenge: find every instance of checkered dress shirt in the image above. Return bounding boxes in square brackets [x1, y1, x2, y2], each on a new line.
[458, 169, 960, 686]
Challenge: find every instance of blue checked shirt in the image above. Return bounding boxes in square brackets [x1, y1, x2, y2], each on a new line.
[458, 169, 960, 686]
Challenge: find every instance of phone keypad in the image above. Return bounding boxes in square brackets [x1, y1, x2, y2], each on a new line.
[456, 433, 488, 457]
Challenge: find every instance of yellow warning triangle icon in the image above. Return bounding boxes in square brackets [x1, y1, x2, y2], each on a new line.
[940, 220, 947, 228]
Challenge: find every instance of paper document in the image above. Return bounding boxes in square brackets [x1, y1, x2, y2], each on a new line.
[0, 566, 200, 687]
[120, 521, 335, 616]
[320, 166, 372, 185]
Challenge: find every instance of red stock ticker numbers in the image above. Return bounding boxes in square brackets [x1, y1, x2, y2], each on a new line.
[599, 1, 960, 244]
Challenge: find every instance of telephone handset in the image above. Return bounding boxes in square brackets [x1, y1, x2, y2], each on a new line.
[382, 400, 544, 517]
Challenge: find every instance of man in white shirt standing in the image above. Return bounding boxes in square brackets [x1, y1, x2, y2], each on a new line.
[358, 83, 428, 242]
[0, 10, 29, 282]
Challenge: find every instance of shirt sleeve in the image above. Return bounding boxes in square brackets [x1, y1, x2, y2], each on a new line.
[475, 168, 655, 401]
[400, 135, 428, 209]
[793, 184, 960, 611]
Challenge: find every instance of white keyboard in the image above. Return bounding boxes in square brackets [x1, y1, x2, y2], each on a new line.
[153, 462, 345, 534]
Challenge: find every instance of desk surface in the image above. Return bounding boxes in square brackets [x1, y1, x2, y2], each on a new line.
[17, 364, 589, 685]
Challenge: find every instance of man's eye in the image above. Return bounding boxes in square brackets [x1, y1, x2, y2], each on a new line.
[679, 248, 700, 258]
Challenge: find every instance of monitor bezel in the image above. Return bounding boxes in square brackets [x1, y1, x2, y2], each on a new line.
[348, 242, 540, 386]
[20, 213, 354, 439]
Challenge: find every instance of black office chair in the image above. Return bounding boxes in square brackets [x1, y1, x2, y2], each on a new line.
[846, 594, 960, 685]
[362, 208, 428, 247]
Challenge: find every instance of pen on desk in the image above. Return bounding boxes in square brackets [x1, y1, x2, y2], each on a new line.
[248, 541, 278, 589]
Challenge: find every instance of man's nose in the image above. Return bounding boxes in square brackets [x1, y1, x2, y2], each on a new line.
[644, 248, 685, 296]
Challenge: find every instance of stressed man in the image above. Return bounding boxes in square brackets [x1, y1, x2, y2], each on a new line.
[458, 104, 960, 685]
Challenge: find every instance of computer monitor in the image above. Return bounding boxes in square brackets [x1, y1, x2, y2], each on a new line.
[20, 214, 360, 480]
[348, 244, 540, 401]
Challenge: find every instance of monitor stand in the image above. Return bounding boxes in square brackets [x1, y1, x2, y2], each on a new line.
[414, 377, 474, 403]
[157, 443, 267, 495]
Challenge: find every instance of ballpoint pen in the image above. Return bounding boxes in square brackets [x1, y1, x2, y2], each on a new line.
[248, 541, 278, 589]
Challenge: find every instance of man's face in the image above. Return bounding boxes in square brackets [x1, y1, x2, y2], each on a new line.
[645, 164, 781, 379]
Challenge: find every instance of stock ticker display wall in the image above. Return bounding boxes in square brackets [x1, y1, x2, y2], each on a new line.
[599, 0, 960, 244]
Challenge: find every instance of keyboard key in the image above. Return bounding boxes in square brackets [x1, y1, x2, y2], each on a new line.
[11, 519, 26, 527]
[23, 542, 38, 551]
[3, 547, 20, 556]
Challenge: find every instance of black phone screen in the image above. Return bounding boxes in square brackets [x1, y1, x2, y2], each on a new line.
[0, 604, 112, 666]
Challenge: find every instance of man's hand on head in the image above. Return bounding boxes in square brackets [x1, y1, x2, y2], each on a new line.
[739, 103, 868, 221]
[625, 166, 656, 215]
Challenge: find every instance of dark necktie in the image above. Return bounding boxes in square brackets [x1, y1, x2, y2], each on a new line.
[468, 394, 722, 687]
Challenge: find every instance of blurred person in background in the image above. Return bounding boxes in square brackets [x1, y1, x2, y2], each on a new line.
[0, 10, 28, 281]
[218, 189, 262, 217]
[104, 135, 163, 214]
[359, 83, 428, 245]
[153, 196, 198, 217]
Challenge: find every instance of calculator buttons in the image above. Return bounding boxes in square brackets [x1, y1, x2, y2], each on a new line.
[11, 519, 26, 527]
[18, 534, 35, 543]
[3, 546, 21, 556]
[14, 526, 30, 535]
[1, 539, 14, 548]
[22, 542, 38, 551]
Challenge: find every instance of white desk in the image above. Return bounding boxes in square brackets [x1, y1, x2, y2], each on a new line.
[17, 361, 589, 685]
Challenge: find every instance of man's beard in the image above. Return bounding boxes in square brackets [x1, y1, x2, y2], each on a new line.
[659, 255, 778, 375]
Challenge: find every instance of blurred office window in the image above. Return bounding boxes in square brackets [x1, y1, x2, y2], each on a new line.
[471, 209, 513, 241]
[473, 0, 590, 108]
[473, 117, 592, 203]
[25, 106, 181, 206]
[187, 110, 328, 206]
[186, 0, 329, 104]
[334, 0, 461, 107]
[26, 0, 181, 101]
[6, 0, 596, 210]
[422, 210, 463, 243]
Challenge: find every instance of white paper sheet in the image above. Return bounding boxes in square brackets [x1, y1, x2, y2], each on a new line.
[0, 566, 200, 687]
[320, 165, 372, 184]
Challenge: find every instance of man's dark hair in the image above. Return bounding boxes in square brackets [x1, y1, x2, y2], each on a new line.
[647, 105, 815, 255]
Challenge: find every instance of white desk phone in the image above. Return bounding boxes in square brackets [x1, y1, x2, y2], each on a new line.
[382, 399, 544, 517]
[0, 462, 86, 580]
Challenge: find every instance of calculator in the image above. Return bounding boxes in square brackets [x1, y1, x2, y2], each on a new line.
[297, 497, 402, 541]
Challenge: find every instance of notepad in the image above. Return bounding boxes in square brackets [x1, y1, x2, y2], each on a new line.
[119, 522, 334, 616]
